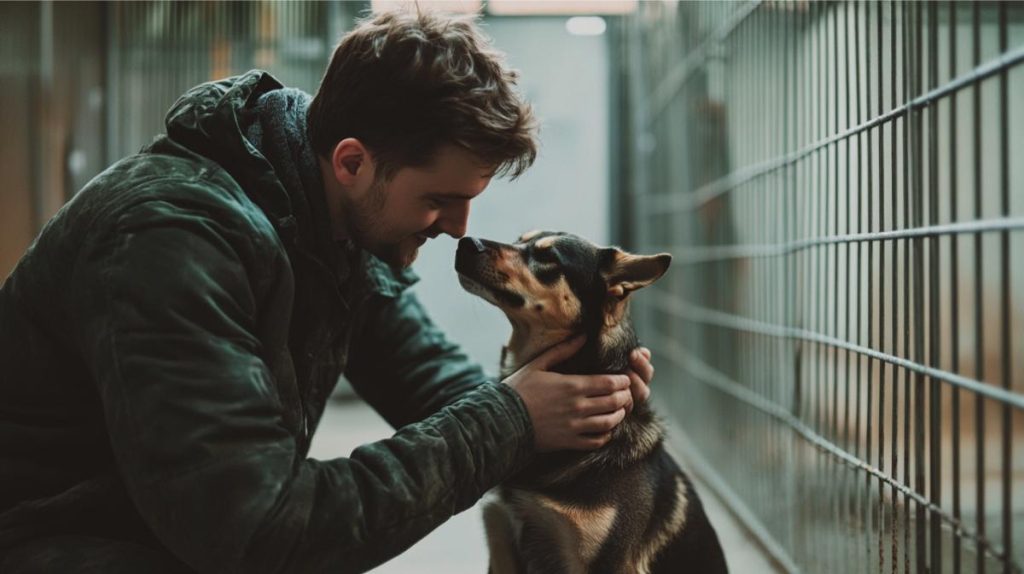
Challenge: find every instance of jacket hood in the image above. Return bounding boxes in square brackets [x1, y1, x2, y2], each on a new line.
[163, 70, 416, 298]
[164, 70, 294, 227]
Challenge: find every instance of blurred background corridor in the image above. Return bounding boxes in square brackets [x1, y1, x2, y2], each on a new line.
[2, 1, 1023, 572]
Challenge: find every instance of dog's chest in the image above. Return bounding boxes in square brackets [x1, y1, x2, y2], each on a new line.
[495, 488, 619, 572]
[484, 456, 693, 574]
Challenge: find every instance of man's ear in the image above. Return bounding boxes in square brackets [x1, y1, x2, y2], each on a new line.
[602, 249, 672, 299]
[330, 138, 375, 186]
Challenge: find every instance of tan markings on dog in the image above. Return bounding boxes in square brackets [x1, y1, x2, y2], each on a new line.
[535, 235, 558, 250]
[535, 496, 618, 563]
[602, 295, 629, 331]
[534, 278, 580, 328]
[495, 257, 581, 331]
[502, 279, 579, 372]
[492, 246, 584, 371]
[518, 229, 544, 242]
[504, 490, 616, 572]
[495, 252, 581, 370]
[635, 476, 689, 573]
[598, 296, 631, 368]
[483, 496, 521, 574]
[603, 250, 672, 297]
[631, 420, 664, 456]
[504, 490, 587, 574]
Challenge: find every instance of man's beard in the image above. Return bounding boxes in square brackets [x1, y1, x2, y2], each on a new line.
[345, 179, 420, 268]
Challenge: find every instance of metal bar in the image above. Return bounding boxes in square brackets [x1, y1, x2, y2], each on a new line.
[103, 2, 120, 167]
[761, 6, 773, 559]
[818, 4, 829, 567]
[781, 3, 795, 558]
[926, 2, 942, 571]
[795, 4, 809, 564]
[873, 3, 887, 571]
[972, 3, 987, 572]
[830, 6, 842, 569]
[997, 4, 1013, 573]
[872, 3, 888, 568]
[33, 0, 53, 232]
[892, 5, 904, 570]
[949, 3, 963, 573]
[849, 3, 863, 569]
[911, 1, 928, 568]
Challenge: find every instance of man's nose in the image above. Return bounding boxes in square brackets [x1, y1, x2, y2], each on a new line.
[440, 203, 470, 239]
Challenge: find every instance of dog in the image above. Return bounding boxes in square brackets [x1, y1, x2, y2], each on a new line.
[455, 231, 728, 574]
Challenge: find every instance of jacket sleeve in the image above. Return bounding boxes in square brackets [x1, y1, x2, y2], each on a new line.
[344, 289, 499, 429]
[71, 200, 534, 574]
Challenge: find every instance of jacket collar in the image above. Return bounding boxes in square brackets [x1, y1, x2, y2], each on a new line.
[362, 254, 419, 299]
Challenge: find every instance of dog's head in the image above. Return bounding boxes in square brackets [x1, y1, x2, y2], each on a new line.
[455, 230, 671, 370]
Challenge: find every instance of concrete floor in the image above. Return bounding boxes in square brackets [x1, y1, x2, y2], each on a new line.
[308, 398, 782, 573]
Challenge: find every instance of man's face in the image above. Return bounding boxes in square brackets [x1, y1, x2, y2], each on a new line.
[344, 146, 493, 268]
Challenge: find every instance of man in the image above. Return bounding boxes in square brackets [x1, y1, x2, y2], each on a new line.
[0, 9, 654, 573]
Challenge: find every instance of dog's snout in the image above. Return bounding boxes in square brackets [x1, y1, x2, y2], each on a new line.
[458, 236, 488, 254]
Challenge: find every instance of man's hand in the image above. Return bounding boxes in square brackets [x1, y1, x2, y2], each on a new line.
[625, 347, 654, 414]
[502, 336, 632, 452]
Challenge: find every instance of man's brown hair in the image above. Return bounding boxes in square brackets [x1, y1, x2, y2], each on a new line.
[308, 8, 538, 182]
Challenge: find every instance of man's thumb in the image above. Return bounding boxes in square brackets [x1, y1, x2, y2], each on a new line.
[531, 335, 586, 371]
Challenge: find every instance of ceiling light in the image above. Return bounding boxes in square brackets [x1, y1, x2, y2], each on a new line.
[370, 0, 482, 14]
[566, 16, 607, 36]
[487, 1, 637, 16]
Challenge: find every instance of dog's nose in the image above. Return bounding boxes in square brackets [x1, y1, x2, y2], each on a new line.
[460, 237, 487, 253]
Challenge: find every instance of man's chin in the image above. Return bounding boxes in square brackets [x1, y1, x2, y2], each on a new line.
[369, 243, 419, 268]
[396, 247, 420, 268]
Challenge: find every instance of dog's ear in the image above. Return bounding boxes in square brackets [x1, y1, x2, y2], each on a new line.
[518, 229, 544, 242]
[601, 249, 672, 299]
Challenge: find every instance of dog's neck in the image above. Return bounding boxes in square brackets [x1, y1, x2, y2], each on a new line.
[500, 323, 574, 378]
[500, 313, 665, 487]
[500, 320, 636, 378]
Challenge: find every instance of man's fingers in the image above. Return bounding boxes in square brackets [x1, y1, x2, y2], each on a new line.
[531, 335, 586, 371]
[630, 349, 655, 383]
[577, 389, 632, 416]
[576, 408, 627, 434]
[577, 374, 630, 396]
[627, 370, 650, 402]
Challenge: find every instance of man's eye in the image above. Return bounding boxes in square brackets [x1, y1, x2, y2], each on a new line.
[426, 198, 443, 209]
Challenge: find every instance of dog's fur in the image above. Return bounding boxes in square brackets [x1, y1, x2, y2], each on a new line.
[455, 231, 728, 574]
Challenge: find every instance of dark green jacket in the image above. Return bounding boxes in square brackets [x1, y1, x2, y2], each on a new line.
[0, 71, 534, 573]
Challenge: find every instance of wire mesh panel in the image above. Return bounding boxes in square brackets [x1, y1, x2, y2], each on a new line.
[620, 2, 1024, 572]
[106, 1, 349, 161]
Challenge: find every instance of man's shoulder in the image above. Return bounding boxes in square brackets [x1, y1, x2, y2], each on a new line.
[81, 143, 280, 248]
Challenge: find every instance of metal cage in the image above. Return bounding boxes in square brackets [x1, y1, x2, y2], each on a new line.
[106, 1, 347, 162]
[619, 2, 1024, 572]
